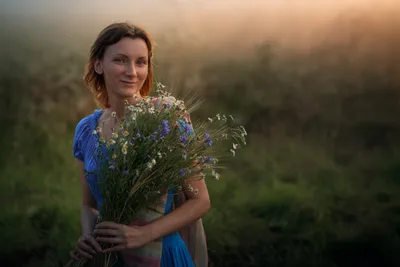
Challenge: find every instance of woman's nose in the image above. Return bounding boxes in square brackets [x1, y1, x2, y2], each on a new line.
[125, 63, 137, 76]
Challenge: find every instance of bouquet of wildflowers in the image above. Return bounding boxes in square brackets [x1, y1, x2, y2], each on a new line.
[66, 82, 247, 266]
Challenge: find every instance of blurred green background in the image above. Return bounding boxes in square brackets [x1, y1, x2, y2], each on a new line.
[1, 1, 400, 266]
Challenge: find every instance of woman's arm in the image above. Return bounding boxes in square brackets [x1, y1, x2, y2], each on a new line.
[76, 159, 99, 235]
[145, 177, 210, 241]
[71, 159, 103, 259]
[94, 177, 210, 251]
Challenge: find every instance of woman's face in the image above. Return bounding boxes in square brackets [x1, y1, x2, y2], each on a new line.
[95, 37, 149, 102]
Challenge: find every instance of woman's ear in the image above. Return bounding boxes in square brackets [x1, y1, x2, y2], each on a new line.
[94, 60, 103, 75]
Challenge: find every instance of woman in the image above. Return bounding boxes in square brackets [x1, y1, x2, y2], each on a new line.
[70, 22, 210, 267]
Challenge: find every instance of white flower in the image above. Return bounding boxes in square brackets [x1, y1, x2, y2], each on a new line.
[212, 169, 220, 180]
[229, 115, 234, 121]
[157, 82, 166, 89]
[167, 96, 176, 103]
[216, 114, 221, 120]
[174, 100, 184, 107]
[208, 118, 213, 122]
[230, 149, 236, 156]
[233, 143, 238, 149]
[122, 143, 128, 155]
[107, 139, 116, 146]
[111, 111, 117, 118]
[157, 152, 162, 158]
[240, 126, 247, 136]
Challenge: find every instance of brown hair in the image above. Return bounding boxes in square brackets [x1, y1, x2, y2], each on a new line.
[83, 22, 155, 109]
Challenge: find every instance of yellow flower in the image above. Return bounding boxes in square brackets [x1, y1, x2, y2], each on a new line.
[123, 130, 129, 137]
[106, 139, 116, 147]
[122, 144, 128, 155]
[112, 132, 118, 139]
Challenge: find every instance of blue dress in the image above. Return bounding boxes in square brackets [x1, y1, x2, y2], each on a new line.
[73, 109, 195, 267]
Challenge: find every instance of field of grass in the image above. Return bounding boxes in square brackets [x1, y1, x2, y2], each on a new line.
[1, 11, 400, 267]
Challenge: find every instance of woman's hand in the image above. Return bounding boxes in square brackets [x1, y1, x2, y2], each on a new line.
[70, 233, 102, 259]
[94, 221, 152, 253]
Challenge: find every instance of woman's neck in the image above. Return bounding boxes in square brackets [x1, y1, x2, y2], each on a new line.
[106, 94, 143, 120]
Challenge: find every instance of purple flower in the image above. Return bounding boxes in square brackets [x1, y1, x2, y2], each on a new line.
[109, 160, 116, 170]
[205, 156, 215, 164]
[123, 170, 129, 175]
[184, 124, 193, 134]
[204, 133, 213, 147]
[158, 120, 170, 138]
[179, 169, 187, 177]
[180, 135, 188, 144]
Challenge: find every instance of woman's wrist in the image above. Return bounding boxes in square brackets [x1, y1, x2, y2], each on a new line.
[142, 223, 159, 242]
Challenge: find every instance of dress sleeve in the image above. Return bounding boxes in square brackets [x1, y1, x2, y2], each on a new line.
[73, 118, 88, 162]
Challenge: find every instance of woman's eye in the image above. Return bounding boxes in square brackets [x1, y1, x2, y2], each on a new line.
[137, 60, 146, 65]
[114, 58, 125, 63]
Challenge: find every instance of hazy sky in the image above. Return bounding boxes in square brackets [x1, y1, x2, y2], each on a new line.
[1, 0, 399, 53]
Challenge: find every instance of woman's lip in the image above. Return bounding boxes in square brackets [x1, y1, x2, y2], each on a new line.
[121, 81, 137, 84]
